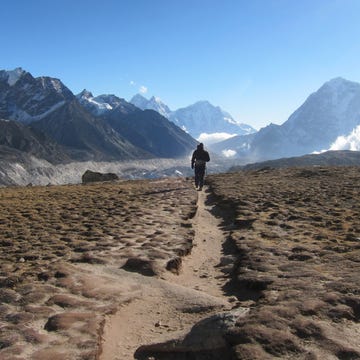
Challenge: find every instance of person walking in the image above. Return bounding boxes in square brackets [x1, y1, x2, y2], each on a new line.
[191, 143, 210, 190]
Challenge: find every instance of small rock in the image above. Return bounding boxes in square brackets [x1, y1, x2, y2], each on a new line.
[121, 257, 158, 276]
[220, 255, 237, 266]
[227, 296, 238, 303]
[166, 257, 182, 274]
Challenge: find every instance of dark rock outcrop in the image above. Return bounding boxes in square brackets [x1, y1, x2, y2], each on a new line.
[81, 170, 119, 184]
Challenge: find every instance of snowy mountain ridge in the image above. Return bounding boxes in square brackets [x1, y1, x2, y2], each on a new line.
[130, 94, 256, 140]
[0, 68, 197, 164]
[77, 90, 115, 115]
[76, 90, 139, 117]
[0, 67, 26, 86]
[130, 94, 172, 118]
[0, 68, 74, 124]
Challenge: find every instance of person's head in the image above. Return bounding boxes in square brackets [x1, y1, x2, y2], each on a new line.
[197, 143, 204, 150]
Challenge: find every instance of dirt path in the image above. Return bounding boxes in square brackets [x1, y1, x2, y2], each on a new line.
[99, 187, 233, 360]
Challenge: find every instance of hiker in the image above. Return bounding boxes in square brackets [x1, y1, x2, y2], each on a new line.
[191, 143, 210, 190]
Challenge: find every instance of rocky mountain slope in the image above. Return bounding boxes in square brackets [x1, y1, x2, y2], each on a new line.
[105, 109, 197, 158]
[213, 77, 360, 161]
[29, 99, 148, 161]
[3, 68, 360, 186]
[0, 68, 196, 164]
[0, 68, 73, 123]
[77, 90, 138, 117]
[0, 118, 71, 164]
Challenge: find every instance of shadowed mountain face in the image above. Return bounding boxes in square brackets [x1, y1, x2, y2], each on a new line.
[30, 100, 150, 161]
[105, 109, 197, 158]
[0, 119, 71, 164]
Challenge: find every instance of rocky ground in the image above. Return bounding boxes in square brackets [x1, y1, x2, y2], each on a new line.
[0, 166, 359, 359]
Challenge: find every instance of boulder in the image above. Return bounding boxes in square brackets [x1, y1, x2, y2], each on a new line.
[81, 170, 119, 184]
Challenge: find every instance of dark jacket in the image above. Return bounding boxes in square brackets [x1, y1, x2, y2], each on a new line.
[191, 145, 210, 168]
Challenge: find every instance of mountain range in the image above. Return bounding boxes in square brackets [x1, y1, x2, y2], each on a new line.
[0, 68, 196, 163]
[77, 90, 256, 140]
[130, 94, 256, 139]
[1, 67, 360, 186]
[212, 77, 360, 162]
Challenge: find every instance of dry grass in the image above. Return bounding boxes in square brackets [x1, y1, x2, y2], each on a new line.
[1, 167, 360, 359]
[206, 166, 360, 359]
[0, 177, 196, 359]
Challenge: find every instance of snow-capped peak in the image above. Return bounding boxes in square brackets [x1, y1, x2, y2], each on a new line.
[77, 89, 94, 99]
[320, 77, 360, 96]
[169, 100, 256, 139]
[148, 96, 171, 117]
[325, 77, 348, 88]
[152, 96, 163, 104]
[130, 94, 149, 109]
[76, 90, 113, 115]
[38, 76, 71, 96]
[4, 67, 26, 86]
[130, 94, 171, 118]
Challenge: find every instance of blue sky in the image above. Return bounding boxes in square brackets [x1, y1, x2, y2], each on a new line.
[1, 0, 360, 129]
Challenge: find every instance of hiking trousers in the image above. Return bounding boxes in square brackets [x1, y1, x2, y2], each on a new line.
[194, 165, 206, 188]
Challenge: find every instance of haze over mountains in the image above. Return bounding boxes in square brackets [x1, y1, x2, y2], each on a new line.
[212, 77, 360, 162]
[1, 67, 360, 186]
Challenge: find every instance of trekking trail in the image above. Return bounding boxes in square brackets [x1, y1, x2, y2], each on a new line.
[99, 186, 234, 360]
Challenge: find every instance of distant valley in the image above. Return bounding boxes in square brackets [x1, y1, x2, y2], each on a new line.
[1, 68, 360, 186]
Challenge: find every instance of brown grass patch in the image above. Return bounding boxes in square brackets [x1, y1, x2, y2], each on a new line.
[0, 177, 197, 359]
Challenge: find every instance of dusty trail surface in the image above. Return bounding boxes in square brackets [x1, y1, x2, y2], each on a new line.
[99, 188, 234, 359]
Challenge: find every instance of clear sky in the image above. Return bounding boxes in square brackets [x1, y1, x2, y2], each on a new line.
[1, 0, 360, 129]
